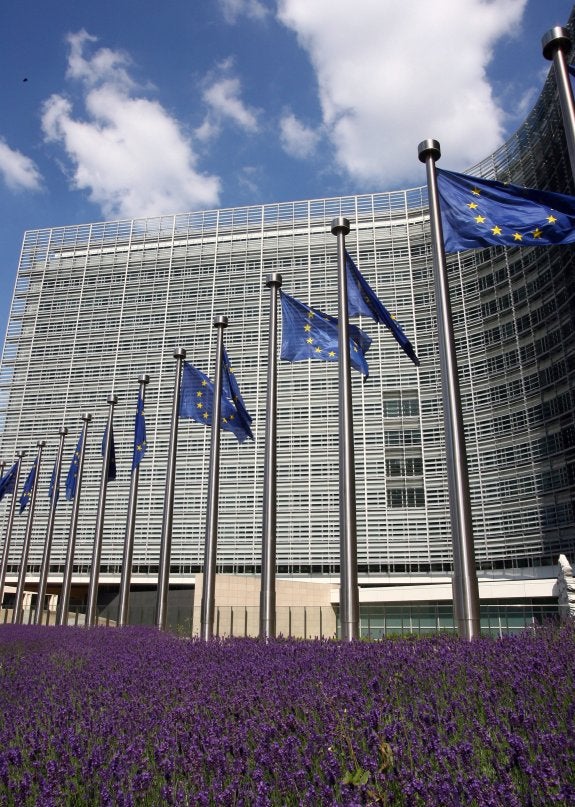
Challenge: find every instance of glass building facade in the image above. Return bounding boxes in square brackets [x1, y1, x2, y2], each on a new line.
[0, 24, 574, 605]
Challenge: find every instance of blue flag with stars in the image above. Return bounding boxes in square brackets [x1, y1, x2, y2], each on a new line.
[346, 251, 420, 367]
[437, 167, 575, 252]
[19, 458, 37, 514]
[222, 349, 254, 443]
[66, 432, 83, 501]
[0, 462, 18, 502]
[179, 361, 236, 427]
[280, 291, 371, 377]
[132, 388, 147, 470]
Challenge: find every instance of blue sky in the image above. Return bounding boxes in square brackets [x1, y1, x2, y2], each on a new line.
[0, 0, 573, 344]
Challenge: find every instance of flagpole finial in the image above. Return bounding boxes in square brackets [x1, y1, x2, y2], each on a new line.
[173, 346, 186, 360]
[16, 450, 26, 459]
[138, 373, 150, 385]
[265, 272, 282, 287]
[542, 26, 571, 60]
[330, 216, 350, 236]
[59, 426, 68, 436]
[36, 440, 46, 448]
[81, 412, 92, 422]
[418, 139, 441, 162]
[107, 394, 118, 405]
[213, 315, 228, 328]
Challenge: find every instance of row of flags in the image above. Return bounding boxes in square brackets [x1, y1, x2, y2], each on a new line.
[1, 154, 571, 512]
[1, 150, 574, 510]
[0, 250, 420, 514]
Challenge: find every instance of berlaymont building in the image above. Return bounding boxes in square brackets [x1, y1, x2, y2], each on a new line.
[0, 19, 574, 636]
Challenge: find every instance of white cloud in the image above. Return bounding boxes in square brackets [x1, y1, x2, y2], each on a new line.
[276, 0, 528, 187]
[219, 0, 270, 24]
[279, 112, 321, 158]
[202, 75, 260, 132]
[41, 32, 221, 219]
[0, 139, 43, 192]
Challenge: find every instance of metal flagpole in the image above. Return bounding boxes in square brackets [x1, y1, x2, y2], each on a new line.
[35, 426, 68, 625]
[0, 462, 5, 477]
[260, 273, 282, 640]
[118, 373, 150, 627]
[200, 315, 228, 641]
[13, 441, 46, 623]
[418, 139, 481, 640]
[57, 413, 92, 626]
[542, 27, 575, 185]
[331, 217, 360, 642]
[0, 452, 25, 610]
[156, 348, 186, 630]
[87, 394, 118, 627]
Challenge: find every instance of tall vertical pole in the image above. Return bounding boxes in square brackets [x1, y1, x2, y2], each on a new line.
[200, 316, 228, 641]
[542, 27, 575, 185]
[0, 462, 5, 477]
[418, 139, 481, 640]
[156, 348, 186, 630]
[260, 273, 282, 640]
[35, 427, 68, 624]
[13, 442, 45, 623]
[118, 374, 150, 627]
[57, 414, 92, 626]
[86, 394, 117, 627]
[331, 217, 360, 642]
[0, 452, 25, 609]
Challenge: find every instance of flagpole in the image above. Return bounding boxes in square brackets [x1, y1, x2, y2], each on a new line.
[200, 315, 228, 642]
[418, 139, 481, 640]
[0, 452, 25, 610]
[331, 217, 360, 642]
[542, 27, 575, 185]
[0, 462, 5, 477]
[13, 441, 46, 623]
[260, 273, 282, 640]
[86, 394, 118, 627]
[57, 414, 91, 626]
[33, 427, 68, 624]
[118, 373, 150, 627]
[156, 348, 186, 630]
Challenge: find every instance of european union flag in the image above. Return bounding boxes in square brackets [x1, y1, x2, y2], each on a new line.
[437, 167, 575, 252]
[346, 252, 420, 367]
[179, 361, 236, 426]
[0, 462, 18, 502]
[19, 459, 37, 514]
[280, 291, 371, 377]
[48, 463, 59, 502]
[222, 349, 254, 443]
[102, 425, 117, 481]
[132, 388, 147, 470]
[66, 432, 82, 501]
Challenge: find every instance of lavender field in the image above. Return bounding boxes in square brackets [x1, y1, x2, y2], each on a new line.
[0, 624, 574, 806]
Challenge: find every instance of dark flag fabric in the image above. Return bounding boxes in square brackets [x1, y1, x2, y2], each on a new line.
[436, 167, 575, 252]
[66, 432, 83, 501]
[346, 251, 420, 367]
[179, 361, 236, 426]
[19, 459, 37, 514]
[280, 291, 371, 377]
[222, 349, 254, 443]
[132, 388, 147, 470]
[0, 462, 18, 502]
[101, 425, 117, 482]
[48, 463, 59, 502]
